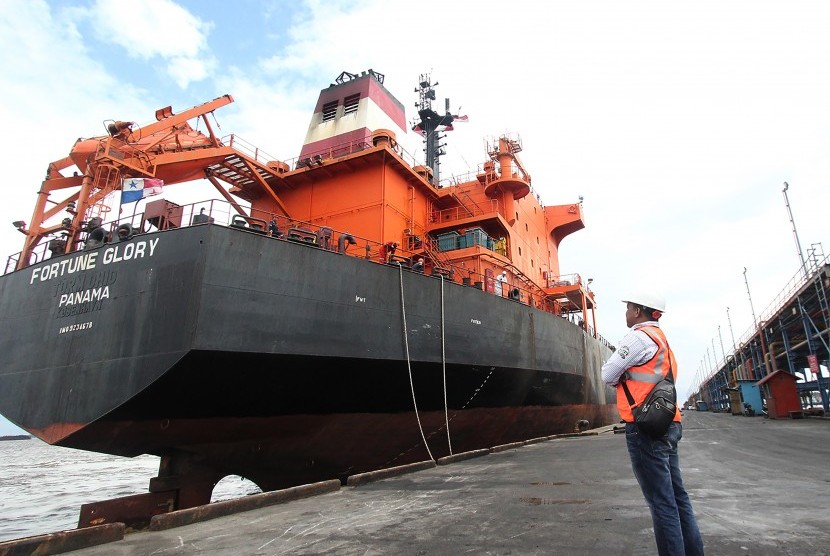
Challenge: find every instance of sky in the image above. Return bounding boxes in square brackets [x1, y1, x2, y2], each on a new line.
[0, 0, 828, 433]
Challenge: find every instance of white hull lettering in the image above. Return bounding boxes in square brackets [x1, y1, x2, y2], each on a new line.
[58, 286, 110, 307]
[31, 252, 99, 284]
[58, 321, 94, 334]
[30, 238, 161, 285]
[102, 238, 160, 265]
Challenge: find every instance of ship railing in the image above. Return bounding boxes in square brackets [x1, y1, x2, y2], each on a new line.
[430, 200, 501, 224]
[289, 141, 374, 169]
[4, 252, 21, 275]
[221, 134, 281, 167]
[545, 273, 583, 289]
[542, 272, 615, 349]
[277, 135, 426, 175]
[437, 169, 480, 189]
[4, 240, 55, 274]
[97, 136, 156, 176]
[218, 132, 422, 173]
[437, 164, 543, 204]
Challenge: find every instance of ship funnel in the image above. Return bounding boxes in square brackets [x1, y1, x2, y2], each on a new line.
[300, 70, 406, 163]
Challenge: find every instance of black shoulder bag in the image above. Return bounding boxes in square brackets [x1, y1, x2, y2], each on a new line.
[621, 366, 677, 439]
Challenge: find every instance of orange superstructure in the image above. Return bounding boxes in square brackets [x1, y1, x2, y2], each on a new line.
[11, 70, 599, 337]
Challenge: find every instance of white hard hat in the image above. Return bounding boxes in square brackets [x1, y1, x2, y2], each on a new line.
[622, 291, 666, 312]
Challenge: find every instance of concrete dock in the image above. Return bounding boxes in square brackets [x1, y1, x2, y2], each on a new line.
[11, 411, 830, 555]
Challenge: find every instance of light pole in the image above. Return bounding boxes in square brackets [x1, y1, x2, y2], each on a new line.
[718, 325, 727, 362]
[726, 307, 737, 351]
[743, 267, 758, 327]
[782, 182, 807, 278]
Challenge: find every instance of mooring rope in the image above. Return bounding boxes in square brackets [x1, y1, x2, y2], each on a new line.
[440, 275, 452, 455]
[399, 264, 434, 461]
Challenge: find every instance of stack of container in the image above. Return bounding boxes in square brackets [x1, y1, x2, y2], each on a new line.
[437, 231, 460, 251]
[465, 227, 488, 247]
[436, 228, 495, 252]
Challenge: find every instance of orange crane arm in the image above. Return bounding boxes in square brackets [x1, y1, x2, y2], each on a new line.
[130, 95, 233, 142]
[14, 94, 296, 271]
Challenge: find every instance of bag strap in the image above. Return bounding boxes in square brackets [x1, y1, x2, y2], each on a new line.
[620, 378, 637, 408]
[663, 337, 675, 384]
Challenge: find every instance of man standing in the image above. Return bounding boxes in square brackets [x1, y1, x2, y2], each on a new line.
[601, 291, 704, 556]
[496, 270, 508, 297]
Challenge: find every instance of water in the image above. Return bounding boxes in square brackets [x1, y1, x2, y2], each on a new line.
[0, 438, 260, 542]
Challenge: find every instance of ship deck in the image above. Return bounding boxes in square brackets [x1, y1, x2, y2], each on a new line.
[7, 410, 829, 556]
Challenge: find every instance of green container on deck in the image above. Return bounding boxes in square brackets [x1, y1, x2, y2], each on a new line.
[465, 227, 488, 247]
[437, 232, 460, 251]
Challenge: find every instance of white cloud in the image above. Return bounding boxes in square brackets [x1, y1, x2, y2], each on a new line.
[89, 0, 210, 58]
[165, 55, 214, 88]
[86, 0, 216, 88]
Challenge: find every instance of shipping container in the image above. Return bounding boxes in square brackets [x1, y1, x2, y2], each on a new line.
[465, 227, 489, 247]
[437, 231, 460, 251]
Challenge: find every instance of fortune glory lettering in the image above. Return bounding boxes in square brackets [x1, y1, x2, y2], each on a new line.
[30, 238, 159, 285]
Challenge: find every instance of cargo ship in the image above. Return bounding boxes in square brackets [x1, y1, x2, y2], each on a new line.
[0, 70, 616, 526]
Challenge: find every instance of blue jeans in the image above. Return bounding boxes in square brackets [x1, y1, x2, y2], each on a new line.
[626, 421, 704, 556]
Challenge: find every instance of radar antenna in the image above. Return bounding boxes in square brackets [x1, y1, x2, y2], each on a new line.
[411, 74, 466, 185]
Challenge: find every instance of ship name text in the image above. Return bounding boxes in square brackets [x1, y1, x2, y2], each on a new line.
[29, 238, 160, 285]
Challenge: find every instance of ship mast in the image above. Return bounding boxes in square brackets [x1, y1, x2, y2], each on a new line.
[412, 74, 463, 185]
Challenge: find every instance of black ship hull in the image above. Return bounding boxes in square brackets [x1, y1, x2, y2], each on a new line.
[0, 224, 615, 493]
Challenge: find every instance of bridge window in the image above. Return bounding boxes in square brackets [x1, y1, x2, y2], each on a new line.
[344, 94, 360, 115]
[322, 101, 338, 122]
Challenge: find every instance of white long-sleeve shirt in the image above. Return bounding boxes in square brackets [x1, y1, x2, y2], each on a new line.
[601, 321, 660, 386]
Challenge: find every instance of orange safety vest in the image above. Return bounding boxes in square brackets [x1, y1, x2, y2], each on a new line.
[616, 325, 682, 423]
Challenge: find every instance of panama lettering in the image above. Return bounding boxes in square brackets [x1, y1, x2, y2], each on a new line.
[55, 286, 110, 318]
